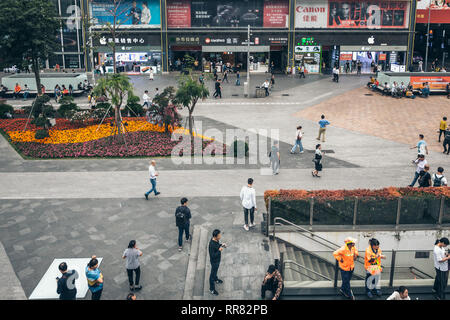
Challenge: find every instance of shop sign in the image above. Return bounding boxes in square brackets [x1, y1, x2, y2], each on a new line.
[174, 36, 200, 44]
[379, 53, 386, 60]
[99, 36, 146, 45]
[339, 53, 353, 60]
[95, 33, 161, 47]
[295, 45, 322, 53]
[416, 0, 450, 24]
[295, 0, 328, 28]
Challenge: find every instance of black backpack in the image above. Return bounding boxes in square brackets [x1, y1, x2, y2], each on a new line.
[175, 207, 186, 224]
[433, 175, 444, 187]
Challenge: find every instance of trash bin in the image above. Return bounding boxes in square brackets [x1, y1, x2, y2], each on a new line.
[255, 86, 265, 98]
[244, 81, 249, 97]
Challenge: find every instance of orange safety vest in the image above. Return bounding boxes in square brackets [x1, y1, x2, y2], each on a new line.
[364, 246, 383, 275]
[333, 245, 358, 271]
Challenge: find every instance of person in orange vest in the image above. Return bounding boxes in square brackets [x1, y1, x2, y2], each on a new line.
[13, 83, 21, 99]
[364, 238, 386, 298]
[333, 237, 358, 299]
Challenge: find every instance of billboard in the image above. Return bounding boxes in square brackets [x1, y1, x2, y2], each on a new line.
[295, 0, 328, 28]
[167, 0, 191, 28]
[410, 75, 450, 91]
[328, 1, 409, 28]
[90, 0, 161, 28]
[263, 0, 289, 28]
[416, 0, 450, 24]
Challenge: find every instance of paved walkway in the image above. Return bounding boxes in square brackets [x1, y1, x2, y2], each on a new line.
[0, 241, 26, 300]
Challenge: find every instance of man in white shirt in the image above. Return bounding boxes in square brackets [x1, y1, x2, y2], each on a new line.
[142, 90, 150, 108]
[144, 160, 160, 200]
[432, 167, 448, 187]
[433, 237, 450, 300]
[409, 154, 427, 187]
[262, 80, 270, 96]
[386, 286, 411, 300]
[240, 178, 257, 231]
[290, 125, 304, 154]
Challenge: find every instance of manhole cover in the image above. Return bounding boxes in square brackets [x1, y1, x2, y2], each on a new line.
[365, 93, 373, 96]
[282, 94, 289, 96]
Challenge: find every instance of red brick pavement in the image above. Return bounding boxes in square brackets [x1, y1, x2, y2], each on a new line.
[294, 87, 450, 152]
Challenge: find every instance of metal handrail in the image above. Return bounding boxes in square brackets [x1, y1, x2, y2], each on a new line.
[409, 266, 434, 279]
[283, 259, 333, 281]
[273, 217, 367, 267]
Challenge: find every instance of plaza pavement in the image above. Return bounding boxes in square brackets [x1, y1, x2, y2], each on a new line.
[0, 74, 449, 300]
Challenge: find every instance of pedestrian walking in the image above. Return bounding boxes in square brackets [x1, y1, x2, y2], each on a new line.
[222, 69, 229, 83]
[209, 229, 225, 296]
[269, 141, 280, 175]
[142, 90, 150, 108]
[262, 79, 270, 96]
[312, 144, 323, 177]
[56, 262, 78, 300]
[299, 65, 306, 78]
[418, 60, 423, 72]
[333, 237, 358, 300]
[410, 134, 428, 156]
[149, 68, 154, 80]
[357, 61, 362, 75]
[240, 178, 257, 231]
[144, 160, 160, 200]
[213, 79, 222, 99]
[364, 238, 386, 298]
[86, 255, 104, 300]
[409, 154, 427, 187]
[175, 197, 191, 251]
[199, 73, 205, 85]
[332, 66, 339, 82]
[387, 286, 411, 300]
[316, 114, 330, 142]
[439, 117, 448, 142]
[122, 240, 143, 291]
[418, 164, 432, 188]
[443, 125, 450, 155]
[270, 74, 275, 90]
[235, 71, 240, 86]
[261, 265, 283, 300]
[433, 238, 450, 300]
[290, 125, 304, 154]
[432, 167, 447, 187]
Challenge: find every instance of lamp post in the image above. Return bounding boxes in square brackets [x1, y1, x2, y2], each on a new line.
[247, 24, 251, 98]
[424, 0, 431, 72]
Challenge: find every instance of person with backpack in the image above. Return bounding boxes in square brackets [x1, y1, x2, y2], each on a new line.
[290, 125, 304, 154]
[175, 197, 191, 251]
[432, 167, 448, 187]
[56, 262, 78, 300]
[312, 144, 324, 177]
[418, 164, 432, 188]
[122, 240, 143, 291]
[409, 154, 427, 187]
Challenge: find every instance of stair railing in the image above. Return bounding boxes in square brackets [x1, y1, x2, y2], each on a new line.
[284, 260, 333, 281]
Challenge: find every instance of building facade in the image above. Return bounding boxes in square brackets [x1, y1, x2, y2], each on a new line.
[51, 0, 436, 74]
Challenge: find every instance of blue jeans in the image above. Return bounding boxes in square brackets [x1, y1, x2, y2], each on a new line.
[340, 269, 353, 297]
[178, 222, 190, 247]
[145, 178, 157, 196]
[410, 172, 420, 187]
[291, 139, 303, 153]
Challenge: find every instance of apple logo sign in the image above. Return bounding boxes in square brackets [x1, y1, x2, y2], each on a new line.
[368, 36, 375, 44]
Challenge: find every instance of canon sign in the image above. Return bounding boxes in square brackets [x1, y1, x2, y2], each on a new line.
[296, 6, 326, 13]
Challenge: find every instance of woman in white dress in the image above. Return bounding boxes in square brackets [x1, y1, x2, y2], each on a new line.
[149, 68, 154, 80]
[141, 2, 151, 25]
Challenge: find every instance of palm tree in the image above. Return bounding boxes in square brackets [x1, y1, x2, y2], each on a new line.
[93, 73, 133, 143]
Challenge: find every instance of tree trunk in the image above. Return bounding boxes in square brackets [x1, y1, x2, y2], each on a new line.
[115, 105, 123, 143]
[188, 111, 194, 156]
[32, 56, 42, 95]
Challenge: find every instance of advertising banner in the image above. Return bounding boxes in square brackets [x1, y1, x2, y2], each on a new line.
[190, 0, 264, 27]
[328, 0, 409, 29]
[410, 75, 450, 90]
[91, 0, 161, 28]
[379, 53, 386, 60]
[167, 0, 191, 28]
[339, 53, 353, 60]
[295, 0, 328, 28]
[416, 0, 450, 24]
[263, 0, 289, 28]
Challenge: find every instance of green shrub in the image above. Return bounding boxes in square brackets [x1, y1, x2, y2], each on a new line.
[95, 102, 113, 116]
[0, 103, 14, 119]
[233, 140, 248, 157]
[58, 96, 79, 118]
[35, 129, 49, 139]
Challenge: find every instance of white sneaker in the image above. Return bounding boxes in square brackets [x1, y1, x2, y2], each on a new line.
[249, 223, 256, 228]
[300, 151, 304, 153]
[243, 224, 249, 231]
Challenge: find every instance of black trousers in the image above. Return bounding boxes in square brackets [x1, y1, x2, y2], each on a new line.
[213, 89, 221, 98]
[244, 207, 255, 225]
[178, 222, 190, 247]
[91, 289, 103, 300]
[443, 139, 450, 154]
[261, 282, 283, 300]
[127, 266, 141, 286]
[433, 268, 448, 299]
[209, 262, 220, 291]
[439, 129, 446, 142]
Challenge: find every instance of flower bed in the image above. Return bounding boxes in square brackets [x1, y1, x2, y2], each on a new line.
[265, 187, 450, 226]
[0, 117, 226, 158]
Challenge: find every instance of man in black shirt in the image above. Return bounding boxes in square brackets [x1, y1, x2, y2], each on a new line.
[56, 262, 78, 300]
[175, 197, 192, 251]
[418, 164, 432, 188]
[209, 229, 225, 296]
[213, 79, 222, 99]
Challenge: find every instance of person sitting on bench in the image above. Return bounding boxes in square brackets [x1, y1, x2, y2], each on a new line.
[382, 82, 390, 96]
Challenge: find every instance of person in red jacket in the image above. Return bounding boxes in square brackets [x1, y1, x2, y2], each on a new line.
[333, 237, 358, 299]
